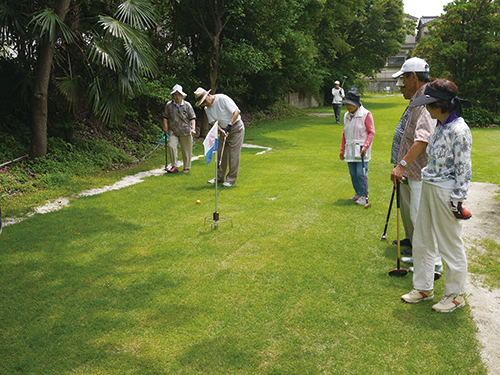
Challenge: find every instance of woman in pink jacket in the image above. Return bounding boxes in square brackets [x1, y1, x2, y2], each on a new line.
[339, 91, 375, 206]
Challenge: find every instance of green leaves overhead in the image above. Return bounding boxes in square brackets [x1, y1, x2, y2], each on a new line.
[414, 0, 500, 112]
[30, 7, 75, 45]
[115, 0, 158, 29]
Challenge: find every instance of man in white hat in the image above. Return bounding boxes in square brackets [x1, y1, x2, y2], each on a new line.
[163, 84, 196, 173]
[332, 80, 345, 124]
[389, 57, 443, 283]
[194, 87, 245, 187]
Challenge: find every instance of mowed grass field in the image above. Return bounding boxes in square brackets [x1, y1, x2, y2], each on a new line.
[1, 94, 499, 374]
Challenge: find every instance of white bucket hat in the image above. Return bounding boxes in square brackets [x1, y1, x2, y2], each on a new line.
[392, 57, 429, 78]
[171, 84, 187, 98]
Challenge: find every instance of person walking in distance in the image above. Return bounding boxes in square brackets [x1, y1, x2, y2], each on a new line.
[194, 87, 245, 187]
[163, 84, 196, 173]
[332, 80, 345, 124]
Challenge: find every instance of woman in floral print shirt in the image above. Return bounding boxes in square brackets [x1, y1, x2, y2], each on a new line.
[401, 79, 473, 313]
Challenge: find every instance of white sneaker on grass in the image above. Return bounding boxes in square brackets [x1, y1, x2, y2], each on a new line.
[349, 194, 362, 201]
[401, 289, 434, 303]
[432, 294, 465, 313]
[355, 196, 367, 205]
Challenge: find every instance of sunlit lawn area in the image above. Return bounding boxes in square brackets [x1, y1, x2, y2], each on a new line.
[1, 93, 498, 374]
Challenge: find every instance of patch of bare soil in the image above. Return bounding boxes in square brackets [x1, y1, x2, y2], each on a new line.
[463, 182, 500, 374]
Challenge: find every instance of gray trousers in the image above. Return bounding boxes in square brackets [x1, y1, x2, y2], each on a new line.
[167, 133, 193, 170]
[217, 119, 245, 184]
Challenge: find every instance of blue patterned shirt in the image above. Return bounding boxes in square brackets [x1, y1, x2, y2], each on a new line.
[391, 106, 410, 166]
[422, 111, 472, 202]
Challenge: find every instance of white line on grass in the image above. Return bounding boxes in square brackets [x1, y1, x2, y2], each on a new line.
[2, 143, 272, 226]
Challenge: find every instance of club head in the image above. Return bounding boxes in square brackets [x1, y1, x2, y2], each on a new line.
[364, 203, 371, 209]
[381, 233, 387, 241]
[388, 268, 408, 277]
[343, 75, 348, 79]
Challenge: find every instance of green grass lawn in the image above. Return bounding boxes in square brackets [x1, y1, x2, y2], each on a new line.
[1, 94, 499, 374]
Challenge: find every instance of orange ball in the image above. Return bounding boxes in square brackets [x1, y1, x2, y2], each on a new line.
[196, 200, 201, 204]
[462, 206, 471, 216]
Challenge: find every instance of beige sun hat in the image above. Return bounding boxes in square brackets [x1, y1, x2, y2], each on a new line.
[194, 87, 211, 106]
[171, 84, 187, 97]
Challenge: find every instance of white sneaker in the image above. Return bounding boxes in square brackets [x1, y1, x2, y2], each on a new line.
[432, 294, 465, 312]
[401, 289, 434, 303]
[207, 178, 216, 184]
[402, 257, 413, 264]
[222, 182, 234, 187]
[349, 194, 362, 201]
[355, 196, 367, 205]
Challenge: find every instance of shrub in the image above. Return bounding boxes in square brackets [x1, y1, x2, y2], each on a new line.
[462, 106, 500, 128]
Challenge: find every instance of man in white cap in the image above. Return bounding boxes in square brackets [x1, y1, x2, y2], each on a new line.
[332, 80, 345, 124]
[163, 84, 196, 173]
[194, 87, 245, 187]
[390, 57, 443, 281]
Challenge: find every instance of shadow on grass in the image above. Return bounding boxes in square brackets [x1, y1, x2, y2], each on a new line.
[0, 205, 212, 373]
[331, 198, 357, 207]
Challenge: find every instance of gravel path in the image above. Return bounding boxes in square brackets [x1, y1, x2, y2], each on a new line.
[462, 182, 500, 375]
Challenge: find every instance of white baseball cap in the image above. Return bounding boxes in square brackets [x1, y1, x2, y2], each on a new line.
[392, 57, 429, 78]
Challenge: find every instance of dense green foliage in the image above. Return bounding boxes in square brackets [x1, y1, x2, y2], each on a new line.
[413, 0, 500, 116]
[0, 0, 408, 159]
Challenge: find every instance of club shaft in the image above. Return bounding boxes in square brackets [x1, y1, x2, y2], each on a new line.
[382, 186, 396, 237]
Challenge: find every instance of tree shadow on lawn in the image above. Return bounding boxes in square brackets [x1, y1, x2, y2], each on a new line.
[0, 206, 211, 372]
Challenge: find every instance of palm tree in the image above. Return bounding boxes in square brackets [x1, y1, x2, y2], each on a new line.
[0, 0, 159, 159]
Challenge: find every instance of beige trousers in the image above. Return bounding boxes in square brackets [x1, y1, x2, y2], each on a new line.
[167, 134, 193, 170]
[412, 182, 467, 295]
[217, 119, 245, 184]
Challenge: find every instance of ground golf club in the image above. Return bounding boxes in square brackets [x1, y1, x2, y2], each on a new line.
[381, 185, 396, 240]
[360, 149, 371, 209]
[388, 181, 408, 277]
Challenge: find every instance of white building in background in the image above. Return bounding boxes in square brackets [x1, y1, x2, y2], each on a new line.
[366, 14, 438, 92]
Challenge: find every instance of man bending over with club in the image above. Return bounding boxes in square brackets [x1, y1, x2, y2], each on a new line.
[194, 87, 245, 187]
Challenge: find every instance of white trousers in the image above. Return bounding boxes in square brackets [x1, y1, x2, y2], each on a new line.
[400, 179, 442, 266]
[400, 179, 422, 241]
[412, 182, 467, 295]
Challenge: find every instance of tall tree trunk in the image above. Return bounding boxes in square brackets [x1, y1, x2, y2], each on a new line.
[30, 0, 72, 159]
[194, 0, 228, 138]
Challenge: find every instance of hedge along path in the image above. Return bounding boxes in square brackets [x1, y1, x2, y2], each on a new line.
[2, 143, 499, 374]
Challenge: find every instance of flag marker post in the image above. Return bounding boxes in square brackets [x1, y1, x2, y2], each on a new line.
[203, 122, 232, 230]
